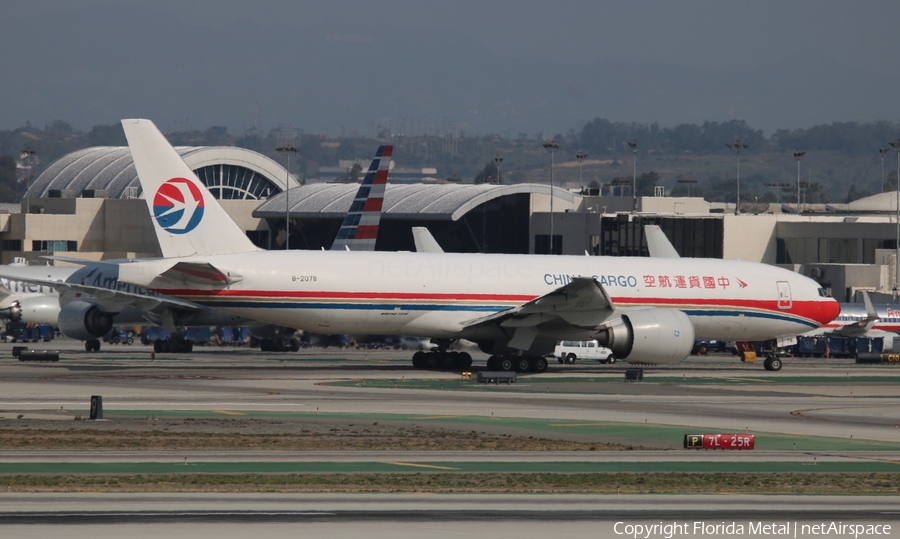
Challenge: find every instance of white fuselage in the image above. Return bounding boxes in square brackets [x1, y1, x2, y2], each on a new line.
[132, 250, 839, 342]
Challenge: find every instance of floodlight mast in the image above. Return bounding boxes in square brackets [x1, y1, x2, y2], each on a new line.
[576, 150, 588, 192]
[20, 147, 36, 191]
[276, 144, 298, 249]
[627, 140, 637, 211]
[543, 140, 559, 254]
[793, 149, 806, 211]
[726, 139, 748, 215]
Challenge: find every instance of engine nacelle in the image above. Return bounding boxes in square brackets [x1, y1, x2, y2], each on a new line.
[57, 301, 114, 341]
[593, 308, 695, 365]
[9, 296, 62, 325]
[0, 301, 22, 321]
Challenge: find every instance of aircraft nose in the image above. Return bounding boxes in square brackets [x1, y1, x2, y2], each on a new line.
[816, 298, 841, 326]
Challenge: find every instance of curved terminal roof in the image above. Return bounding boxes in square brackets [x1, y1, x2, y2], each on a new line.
[253, 183, 577, 221]
[847, 191, 900, 212]
[26, 146, 298, 199]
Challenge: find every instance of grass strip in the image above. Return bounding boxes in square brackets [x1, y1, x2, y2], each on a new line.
[1, 472, 898, 494]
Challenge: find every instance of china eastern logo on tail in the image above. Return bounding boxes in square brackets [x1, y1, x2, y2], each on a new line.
[153, 178, 205, 234]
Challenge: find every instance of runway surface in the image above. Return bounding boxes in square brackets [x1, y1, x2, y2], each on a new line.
[1, 341, 899, 536]
[0, 493, 898, 538]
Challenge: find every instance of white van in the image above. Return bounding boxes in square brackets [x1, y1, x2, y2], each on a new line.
[554, 340, 616, 364]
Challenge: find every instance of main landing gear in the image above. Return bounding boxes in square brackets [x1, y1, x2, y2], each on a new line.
[486, 355, 548, 373]
[153, 338, 194, 353]
[412, 350, 473, 370]
[258, 337, 301, 352]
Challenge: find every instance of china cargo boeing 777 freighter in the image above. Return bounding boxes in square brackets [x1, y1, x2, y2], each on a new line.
[117, 119, 840, 373]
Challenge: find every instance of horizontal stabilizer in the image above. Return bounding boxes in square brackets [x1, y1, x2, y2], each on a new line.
[159, 262, 243, 287]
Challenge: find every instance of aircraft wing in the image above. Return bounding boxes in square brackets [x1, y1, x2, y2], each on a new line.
[826, 291, 879, 336]
[461, 277, 616, 350]
[0, 272, 204, 314]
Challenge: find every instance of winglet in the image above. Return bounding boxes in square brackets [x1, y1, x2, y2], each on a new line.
[331, 145, 392, 251]
[412, 227, 445, 253]
[121, 119, 260, 258]
[862, 290, 879, 324]
[645, 225, 680, 258]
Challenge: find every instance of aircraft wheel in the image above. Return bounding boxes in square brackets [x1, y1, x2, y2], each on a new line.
[441, 352, 455, 369]
[516, 357, 531, 373]
[764, 357, 783, 371]
[85, 341, 92, 352]
[533, 357, 548, 373]
[92, 340, 101, 352]
[425, 353, 438, 369]
[289, 338, 301, 352]
[459, 352, 473, 369]
[499, 357, 514, 372]
[412, 351, 425, 368]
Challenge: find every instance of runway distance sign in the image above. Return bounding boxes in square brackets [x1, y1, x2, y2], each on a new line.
[683, 434, 755, 450]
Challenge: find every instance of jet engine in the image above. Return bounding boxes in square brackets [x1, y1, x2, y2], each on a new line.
[593, 308, 695, 364]
[57, 301, 114, 341]
[0, 301, 21, 322]
[0, 296, 61, 325]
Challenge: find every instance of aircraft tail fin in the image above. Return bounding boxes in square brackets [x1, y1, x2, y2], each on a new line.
[121, 119, 260, 259]
[330, 145, 392, 251]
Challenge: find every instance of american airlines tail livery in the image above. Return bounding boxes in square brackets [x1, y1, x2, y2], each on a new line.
[119, 119, 840, 372]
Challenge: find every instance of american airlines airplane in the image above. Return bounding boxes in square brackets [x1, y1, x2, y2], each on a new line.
[117, 119, 840, 373]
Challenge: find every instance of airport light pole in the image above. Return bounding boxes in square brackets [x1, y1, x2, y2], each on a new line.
[890, 140, 900, 290]
[20, 147, 36, 191]
[677, 178, 697, 198]
[276, 144, 297, 250]
[726, 139, 748, 215]
[764, 182, 790, 205]
[576, 150, 588, 193]
[627, 140, 637, 211]
[543, 140, 559, 254]
[880, 145, 890, 193]
[493, 154, 503, 184]
[793, 149, 806, 212]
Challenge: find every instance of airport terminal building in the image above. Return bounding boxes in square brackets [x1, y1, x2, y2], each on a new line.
[4, 146, 900, 303]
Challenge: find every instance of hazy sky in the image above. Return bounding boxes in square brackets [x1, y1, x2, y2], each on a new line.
[2, 0, 897, 136]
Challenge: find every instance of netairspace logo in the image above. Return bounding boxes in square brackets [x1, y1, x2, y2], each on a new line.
[613, 521, 892, 538]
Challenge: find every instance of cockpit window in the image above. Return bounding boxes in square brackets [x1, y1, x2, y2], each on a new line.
[817, 288, 829, 297]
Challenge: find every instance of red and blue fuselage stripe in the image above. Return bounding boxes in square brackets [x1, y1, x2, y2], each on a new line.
[155, 289, 824, 328]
